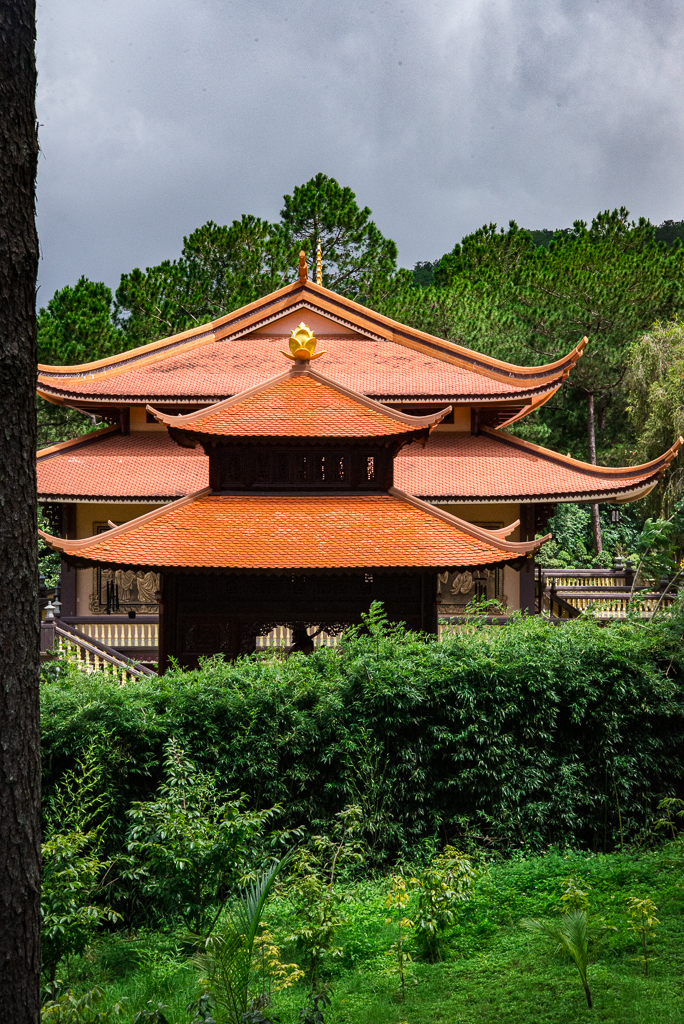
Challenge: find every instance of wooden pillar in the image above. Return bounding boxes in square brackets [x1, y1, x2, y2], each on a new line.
[59, 559, 77, 616]
[421, 573, 438, 634]
[158, 572, 176, 675]
[59, 504, 78, 615]
[518, 504, 536, 615]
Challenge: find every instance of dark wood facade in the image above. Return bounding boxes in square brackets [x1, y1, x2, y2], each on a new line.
[159, 570, 438, 671]
[207, 443, 395, 492]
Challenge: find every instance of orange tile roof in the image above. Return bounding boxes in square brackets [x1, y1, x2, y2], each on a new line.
[37, 429, 208, 502]
[36, 279, 586, 406]
[149, 367, 449, 440]
[40, 488, 547, 572]
[37, 427, 682, 505]
[395, 429, 683, 503]
[37, 336, 568, 405]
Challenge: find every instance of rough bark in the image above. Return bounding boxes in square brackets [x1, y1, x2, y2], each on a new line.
[586, 392, 603, 554]
[0, 2, 41, 1021]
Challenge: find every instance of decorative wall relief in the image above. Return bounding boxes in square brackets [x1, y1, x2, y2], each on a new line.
[436, 521, 508, 613]
[90, 567, 161, 613]
[90, 526, 160, 612]
[436, 568, 504, 613]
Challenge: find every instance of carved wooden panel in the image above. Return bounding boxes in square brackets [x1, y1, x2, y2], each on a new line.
[212, 446, 393, 491]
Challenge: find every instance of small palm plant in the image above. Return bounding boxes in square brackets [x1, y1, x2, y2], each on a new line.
[194, 853, 293, 1024]
[523, 909, 592, 1009]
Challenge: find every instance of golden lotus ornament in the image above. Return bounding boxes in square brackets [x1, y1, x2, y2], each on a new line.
[282, 323, 325, 361]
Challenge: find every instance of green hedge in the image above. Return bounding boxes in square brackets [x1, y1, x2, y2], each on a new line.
[41, 609, 684, 860]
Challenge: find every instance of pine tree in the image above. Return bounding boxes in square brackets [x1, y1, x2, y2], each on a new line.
[0, 2, 42, 1020]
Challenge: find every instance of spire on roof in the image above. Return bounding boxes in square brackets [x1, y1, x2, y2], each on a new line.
[298, 250, 308, 282]
[316, 243, 322, 285]
[282, 322, 325, 363]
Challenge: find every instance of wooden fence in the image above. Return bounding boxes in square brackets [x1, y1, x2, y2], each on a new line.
[539, 564, 675, 620]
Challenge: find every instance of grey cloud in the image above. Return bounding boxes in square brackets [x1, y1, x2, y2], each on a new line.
[36, 0, 684, 300]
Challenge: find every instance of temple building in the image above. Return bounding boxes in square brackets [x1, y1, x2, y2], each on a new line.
[38, 254, 682, 658]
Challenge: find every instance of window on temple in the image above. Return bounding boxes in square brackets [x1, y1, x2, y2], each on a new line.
[216, 447, 386, 489]
[273, 453, 289, 482]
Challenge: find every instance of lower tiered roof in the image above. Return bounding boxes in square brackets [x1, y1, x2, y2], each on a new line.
[37, 427, 208, 503]
[39, 487, 546, 573]
[395, 429, 683, 504]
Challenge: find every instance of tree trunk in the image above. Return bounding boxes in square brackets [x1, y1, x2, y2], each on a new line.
[0, 3, 41, 1022]
[587, 392, 603, 554]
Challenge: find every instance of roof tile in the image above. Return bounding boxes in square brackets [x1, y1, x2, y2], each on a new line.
[155, 370, 445, 439]
[41, 492, 535, 571]
[395, 430, 676, 501]
[37, 431, 208, 501]
[38, 336, 557, 403]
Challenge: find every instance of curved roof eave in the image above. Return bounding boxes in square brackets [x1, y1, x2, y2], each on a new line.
[36, 279, 587, 391]
[38, 486, 550, 570]
[482, 428, 684, 478]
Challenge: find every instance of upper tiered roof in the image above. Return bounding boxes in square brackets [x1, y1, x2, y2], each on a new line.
[37, 276, 586, 421]
[148, 362, 449, 445]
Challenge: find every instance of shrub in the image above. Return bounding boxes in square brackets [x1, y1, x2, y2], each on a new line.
[41, 608, 684, 868]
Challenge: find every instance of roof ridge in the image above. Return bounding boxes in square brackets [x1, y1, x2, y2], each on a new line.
[36, 281, 303, 376]
[291, 284, 588, 381]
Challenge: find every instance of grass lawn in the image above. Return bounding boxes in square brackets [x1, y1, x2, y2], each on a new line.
[63, 845, 684, 1023]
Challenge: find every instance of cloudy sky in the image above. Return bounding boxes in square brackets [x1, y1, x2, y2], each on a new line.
[36, 0, 684, 301]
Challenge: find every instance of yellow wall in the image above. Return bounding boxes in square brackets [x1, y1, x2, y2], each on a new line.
[75, 502, 162, 614]
[434, 502, 522, 610]
[433, 408, 471, 431]
[129, 406, 166, 431]
[250, 310, 359, 337]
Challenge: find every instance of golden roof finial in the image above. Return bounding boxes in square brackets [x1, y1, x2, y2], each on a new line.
[282, 322, 326, 362]
[316, 242, 322, 286]
[298, 250, 308, 283]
